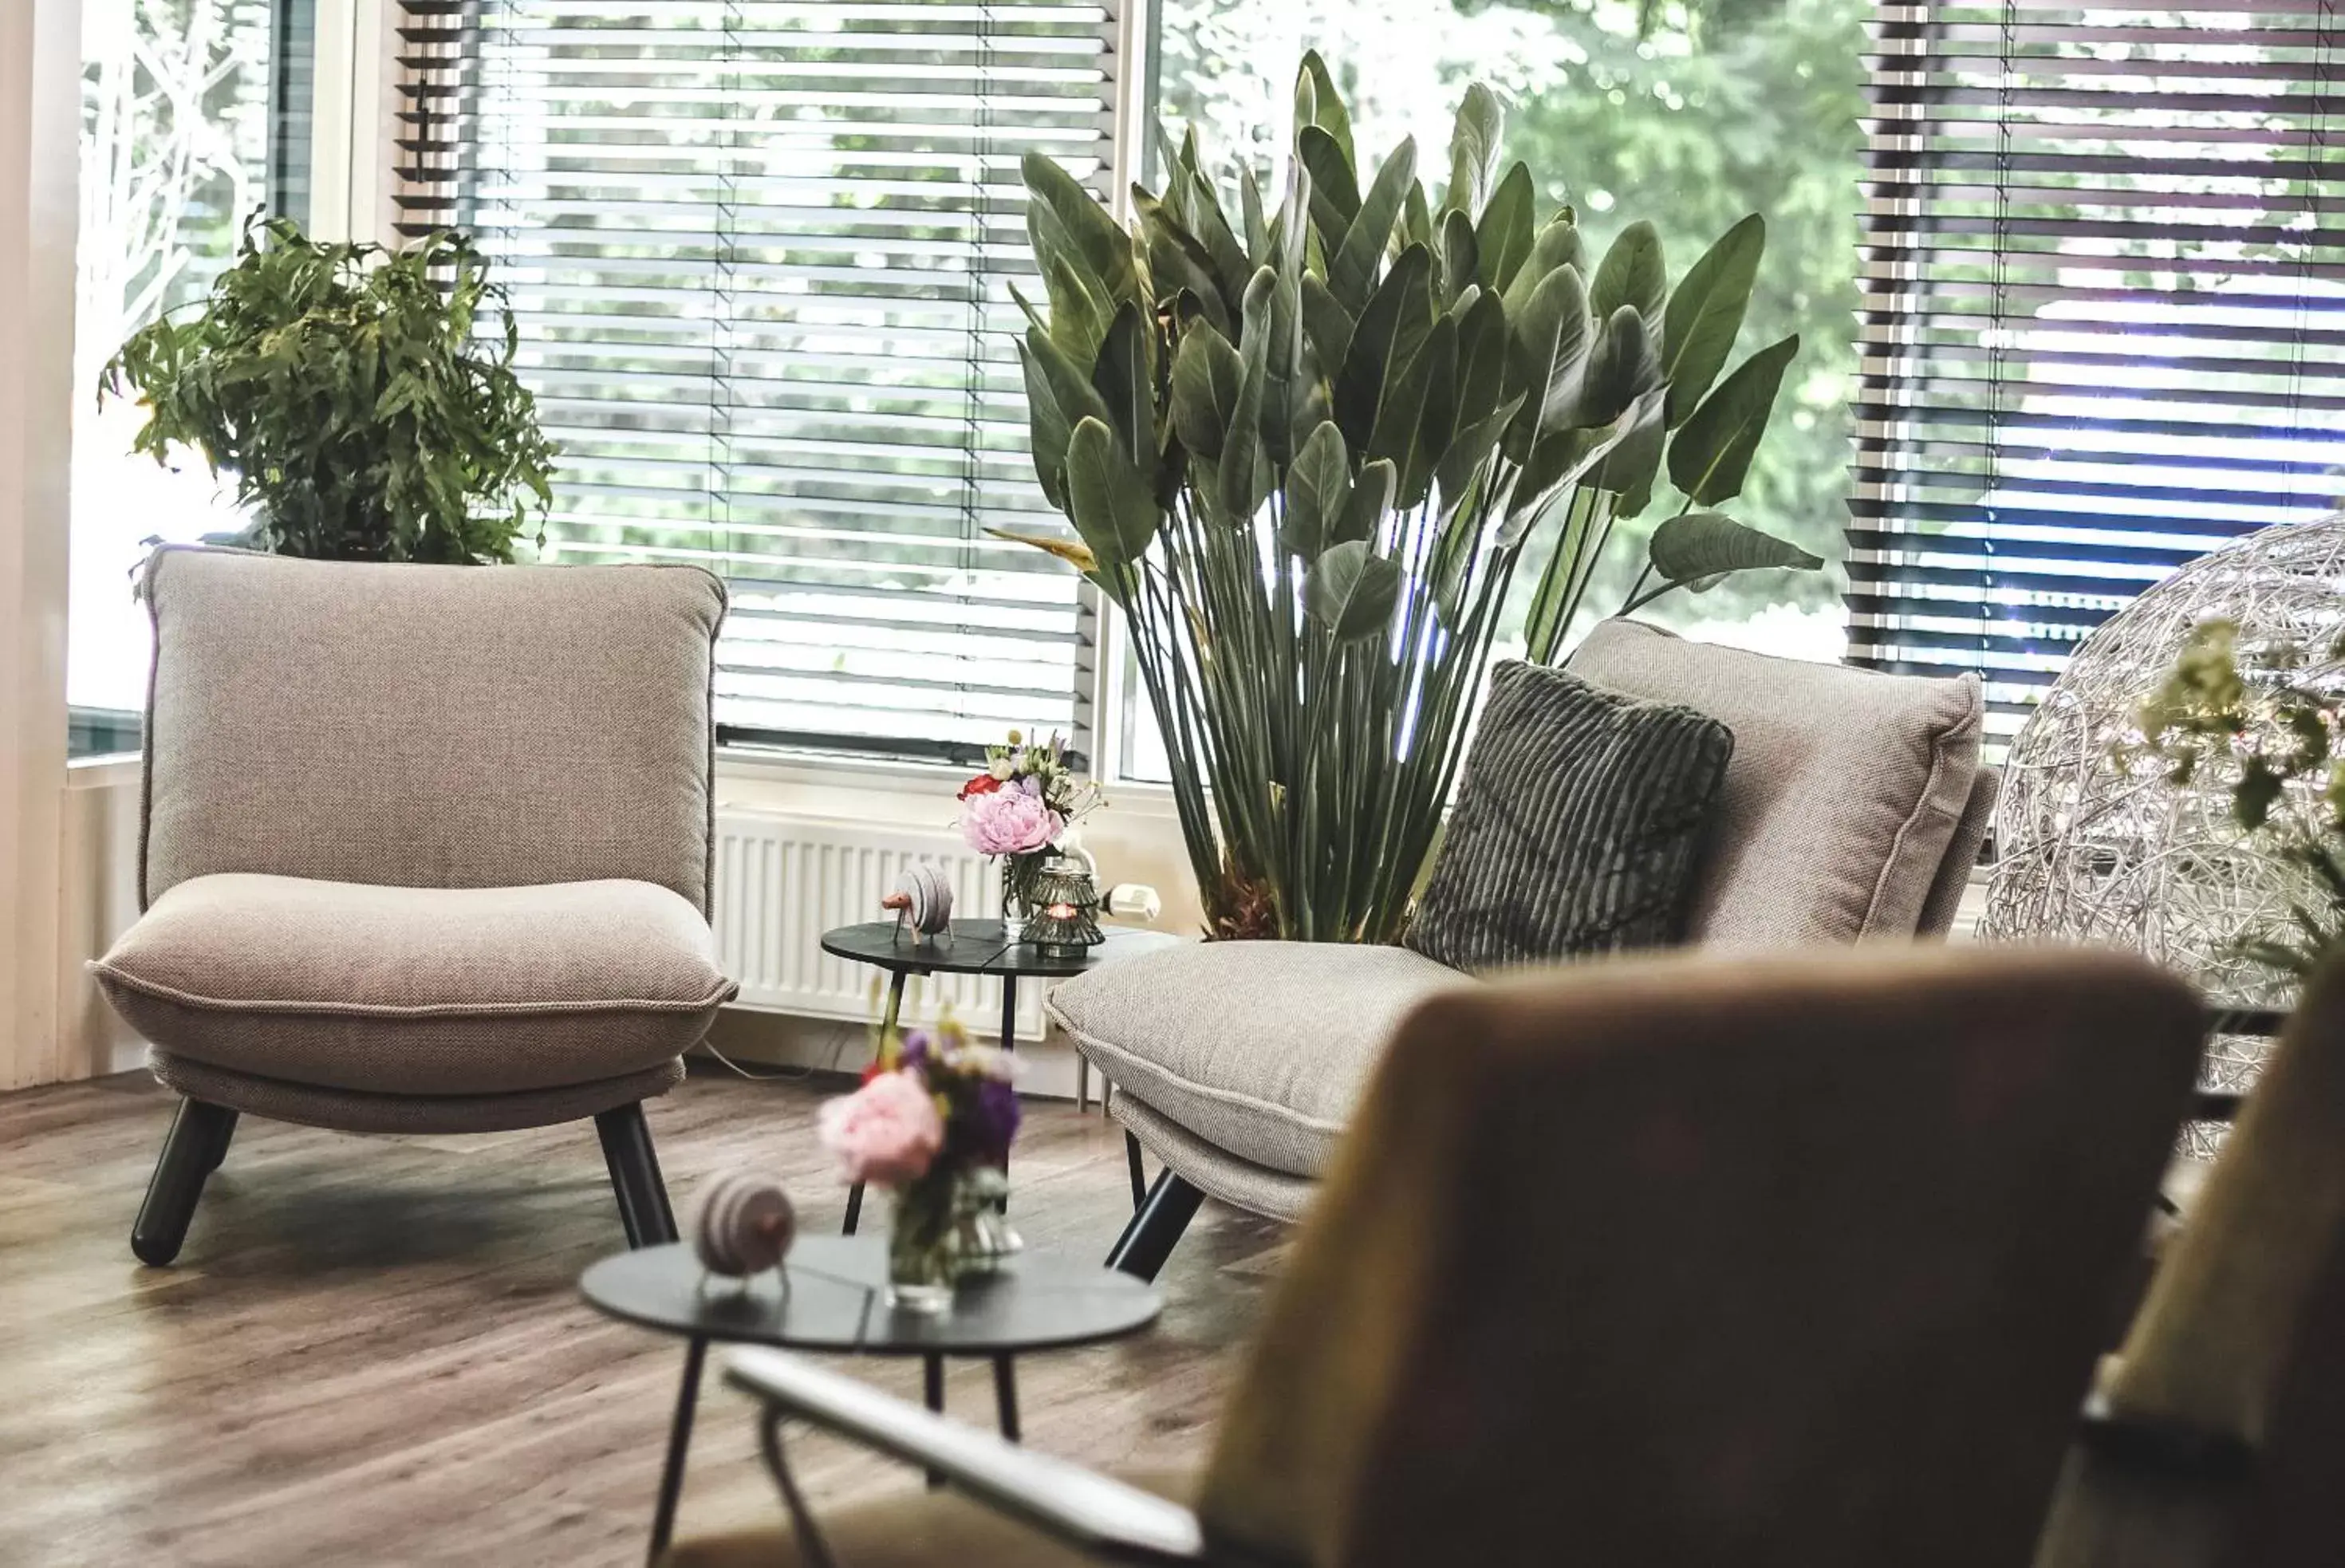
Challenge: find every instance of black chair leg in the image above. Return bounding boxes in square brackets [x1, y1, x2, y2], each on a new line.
[595, 1101, 679, 1249]
[1125, 1131, 1147, 1211]
[1106, 1168, 1204, 1282]
[131, 1098, 236, 1266]
[203, 1108, 240, 1172]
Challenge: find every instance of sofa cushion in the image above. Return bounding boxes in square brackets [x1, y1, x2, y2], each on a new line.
[1049, 941, 1468, 1180]
[139, 546, 726, 912]
[1407, 662, 1732, 972]
[1569, 617, 1983, 947]
[92, 873, 736, 1096]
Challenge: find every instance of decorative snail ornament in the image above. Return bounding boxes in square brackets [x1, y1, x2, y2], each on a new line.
[690, 1171, 798, 1281]
[880, 863, 954, 939]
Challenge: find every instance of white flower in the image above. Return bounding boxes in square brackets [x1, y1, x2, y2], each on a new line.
[988, 757, 1015, 781]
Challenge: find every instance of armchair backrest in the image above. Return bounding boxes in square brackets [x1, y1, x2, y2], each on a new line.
[1200, 945, 2202, 1568]
[1569, 617, 1988, 945]
[2035, 955, 2345, 1568]
[139, 546, 726, 913]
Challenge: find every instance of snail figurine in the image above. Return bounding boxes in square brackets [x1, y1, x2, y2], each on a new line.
[690, 1171, 798, 1282]
[881, 863, 954, 939]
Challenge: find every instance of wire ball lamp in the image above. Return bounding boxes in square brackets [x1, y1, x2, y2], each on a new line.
[1978, 514, 2345, 1114]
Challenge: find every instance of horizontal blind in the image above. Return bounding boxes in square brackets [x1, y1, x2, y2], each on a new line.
[393, 0, 1113, 762]
[1851, 1, 2345, 750]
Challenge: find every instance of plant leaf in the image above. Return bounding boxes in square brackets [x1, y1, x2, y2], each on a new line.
[1296, 49, 1356, 167]
[1661, 212, 1765, 427]
[1330, 138, 1418, 314]
[1282, 420, 1352, 558]
[1298, 125, 1361, 249]
[1444, 82, 1505, 218]
[1374, 313, 1456, 510]
[1300, 273, 1356, 376]
[1505, 262, 1591, 448]
[983, 526, 1099, 575]
[1645, 510, 1824, 592]
[1501, 215, 1586, 323]
[1064, 415, 1161, 571]
[1218, 267, 1279, 522]
[1169, 323, 1243, 460]
[1090, 302, 1151, 466]
[1333, 244, 1434, 450]
[1577, 305, 1661, 427]
[1579, 383, 1670, 518]
[1589, 219, 1666, 334]
[1336, 457, 1396, 547]
[1440, 208, 1480, 307]
[1022, 151, 1134, 306]
[1018, 341, 1070, 509]
[1667, 332, 1800, 505]
[1305, 539, 1402, 640]
[1473, 163, 1535, 297]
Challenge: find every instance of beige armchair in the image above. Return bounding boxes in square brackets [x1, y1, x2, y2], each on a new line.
[93, 546, 736, 1265]
[667, 946, 2201, 1568]
[1053, 618, 1999, 1278]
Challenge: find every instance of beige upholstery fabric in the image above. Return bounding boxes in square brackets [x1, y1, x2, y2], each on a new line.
[150, 1053, 684, 1135]
[1917, 766, 1998, 937]
[139, 546, 725, 912]
[1049, 941, 1468, 1180]
[95, 873, 734, 1095]
[1113, 1091, 1320, 1223]
[1568, 617, 1983, 947]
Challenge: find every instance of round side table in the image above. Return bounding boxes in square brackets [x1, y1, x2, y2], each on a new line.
[819, 918, 1180, 1231]
[581, 1236, 1162, 1562]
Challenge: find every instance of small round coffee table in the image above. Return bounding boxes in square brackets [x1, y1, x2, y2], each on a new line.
[582, 1235, 1161, 1560]
[820, 918, 1181, 1229]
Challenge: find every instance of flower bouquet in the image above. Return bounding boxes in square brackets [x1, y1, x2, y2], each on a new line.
[958, 729, 1101, 940]
[817, 1017, 1022, 1311]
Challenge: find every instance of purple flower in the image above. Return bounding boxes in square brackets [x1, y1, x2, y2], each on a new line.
[971, 1078, 1023, 1158]
[897, 1028, 933, 1074]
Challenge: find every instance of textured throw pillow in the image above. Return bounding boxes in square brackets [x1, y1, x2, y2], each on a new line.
[1405, 661, 1734, 972]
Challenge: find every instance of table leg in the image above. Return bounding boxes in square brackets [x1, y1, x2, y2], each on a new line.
[844, 971, 912, 1237]
[992, 1356, 1021, 1442]
[998, 975, 1017, 1209]
[923, 1353, 946, 1491]
[648, 1335, 708, 1562]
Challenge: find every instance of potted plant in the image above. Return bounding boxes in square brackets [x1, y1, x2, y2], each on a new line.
[100, 216, 557, 562]
[993, 54, 1819, 941]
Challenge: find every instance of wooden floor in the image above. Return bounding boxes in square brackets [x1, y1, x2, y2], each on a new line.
[0, 1066, 1287, 1566]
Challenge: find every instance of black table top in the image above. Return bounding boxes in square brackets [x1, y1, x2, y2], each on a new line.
[580, 1236, 1163, 1354]
[820, 918, 1180, 979]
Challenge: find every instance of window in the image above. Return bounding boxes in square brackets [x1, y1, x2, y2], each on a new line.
[1852, 2, 2345, 751]
[70, 0, 314, 754]
[393, 0, 1123, 765]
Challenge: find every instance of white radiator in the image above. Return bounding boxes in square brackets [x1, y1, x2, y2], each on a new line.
[711, 812, 1047, 1041]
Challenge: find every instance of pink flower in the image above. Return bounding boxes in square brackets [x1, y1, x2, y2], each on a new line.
[818, 1071, 944, 1187]
[960, 784, 1062, 857]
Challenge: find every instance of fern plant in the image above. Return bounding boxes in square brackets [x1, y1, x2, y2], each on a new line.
[995, 55, 1819, 941]
[101, 217, 556, 563]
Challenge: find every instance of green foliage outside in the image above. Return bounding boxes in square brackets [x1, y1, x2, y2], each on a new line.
[102, 219, 558, 564]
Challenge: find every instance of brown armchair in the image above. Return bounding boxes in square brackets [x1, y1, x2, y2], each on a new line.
[668, 945, 2202, 1568]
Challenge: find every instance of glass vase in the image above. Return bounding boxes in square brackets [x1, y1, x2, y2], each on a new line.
[886, 1165, 983, 1314]
[1000, 852, 1046, 944]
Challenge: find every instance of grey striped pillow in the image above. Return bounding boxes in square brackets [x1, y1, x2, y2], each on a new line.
[1405, 661, 1734, 972]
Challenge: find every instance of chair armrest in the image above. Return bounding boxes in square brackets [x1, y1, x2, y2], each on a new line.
[2075, 1389, 2256, 1483]
[722, 1347, 1207, 1566]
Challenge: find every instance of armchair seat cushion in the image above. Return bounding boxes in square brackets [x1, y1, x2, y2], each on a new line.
[92, 873, 736, 1097]
[1047, 941, 1468, 1180]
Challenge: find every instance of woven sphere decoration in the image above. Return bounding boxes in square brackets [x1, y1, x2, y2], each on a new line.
[690, 1171, 797, 1278]
[1980, 514, 2345, 1093]
[881, 864, 954, 936]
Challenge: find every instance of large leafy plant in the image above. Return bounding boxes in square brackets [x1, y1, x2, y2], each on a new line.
[999, 56, 1818, 941]
[102, 218, 556, 563]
